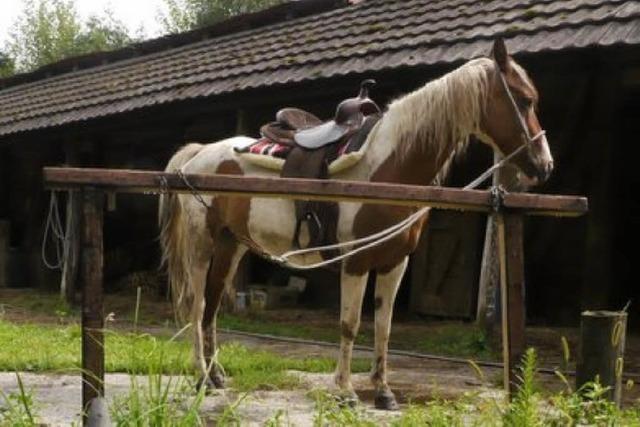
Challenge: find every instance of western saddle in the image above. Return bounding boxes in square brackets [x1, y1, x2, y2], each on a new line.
[254, 80, 382, 257]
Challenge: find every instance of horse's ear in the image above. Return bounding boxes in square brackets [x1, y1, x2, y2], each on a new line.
[491, 38, 510, 72]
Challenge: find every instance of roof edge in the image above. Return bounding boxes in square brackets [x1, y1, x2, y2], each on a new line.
[0, 0, 346, 90]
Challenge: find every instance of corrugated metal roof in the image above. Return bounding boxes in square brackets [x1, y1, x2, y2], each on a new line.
[1, 0, 639, 137]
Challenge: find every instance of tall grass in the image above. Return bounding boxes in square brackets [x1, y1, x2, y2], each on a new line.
[0, 373, 38, 427]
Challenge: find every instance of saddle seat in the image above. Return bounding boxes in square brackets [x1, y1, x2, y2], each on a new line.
[260, 79, 380, 149]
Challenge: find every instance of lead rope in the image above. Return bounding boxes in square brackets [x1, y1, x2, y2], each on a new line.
[270, 136, 541, 270]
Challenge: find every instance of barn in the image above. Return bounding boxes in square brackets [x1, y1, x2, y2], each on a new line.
[1, 0, 639, 328]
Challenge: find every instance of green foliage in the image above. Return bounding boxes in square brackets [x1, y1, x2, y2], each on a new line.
[310, 390, 377, 427]
[0, 373, 38, 427]
[504, 348, 542, 426]
[5, 0, 134, 73]
[0, 52, 15, 78]
[109, 330, 208, 426]
[159, 0, 285, 33]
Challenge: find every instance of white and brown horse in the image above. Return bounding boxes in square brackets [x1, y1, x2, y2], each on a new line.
[159, 39, 553, 409]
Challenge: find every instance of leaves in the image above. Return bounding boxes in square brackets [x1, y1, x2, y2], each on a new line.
[159, 0, 285, 33]
[4, 0, 135, 74]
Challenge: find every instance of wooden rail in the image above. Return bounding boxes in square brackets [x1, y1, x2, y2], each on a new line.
[42, 167, 588, 420]
[44, 167, 588, 216]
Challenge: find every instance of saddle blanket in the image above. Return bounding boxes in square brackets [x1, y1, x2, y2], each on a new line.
[234, 137, 365, 175]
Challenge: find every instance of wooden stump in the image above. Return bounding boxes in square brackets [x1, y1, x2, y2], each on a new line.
[576, 310, 627, 406]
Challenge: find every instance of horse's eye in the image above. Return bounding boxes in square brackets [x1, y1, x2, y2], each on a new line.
[519, 97, 533, 110]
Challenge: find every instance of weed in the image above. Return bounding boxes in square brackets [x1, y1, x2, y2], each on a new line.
[215, 393, 248, 426]
[310, 390, 376, 427]
[504, 348, 541, 426]
[0, 373, 38, 427]
[264, 408, 289, 427]
[109, 327, 207, 426]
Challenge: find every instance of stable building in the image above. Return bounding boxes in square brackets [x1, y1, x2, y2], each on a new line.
[1, 0, 639, 327]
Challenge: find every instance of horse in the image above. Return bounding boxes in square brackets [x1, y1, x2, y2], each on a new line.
[158, 39, 553, 410]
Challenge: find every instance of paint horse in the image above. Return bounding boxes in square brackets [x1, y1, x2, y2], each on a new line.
[159, 39, 553, 410]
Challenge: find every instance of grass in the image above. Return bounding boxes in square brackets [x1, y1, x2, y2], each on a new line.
[0, 289, 493, 360]
[0, 319, 369, 392]
[219, 312, 493, 360]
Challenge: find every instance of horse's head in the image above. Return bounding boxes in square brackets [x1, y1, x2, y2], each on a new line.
[479, 39, 554, 185]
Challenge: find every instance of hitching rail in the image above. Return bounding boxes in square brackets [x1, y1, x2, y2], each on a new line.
[42, 167, 587, 423]
[44, 167, 587, 216]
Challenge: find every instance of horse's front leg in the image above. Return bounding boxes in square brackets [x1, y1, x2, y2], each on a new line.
[371, 257, 408, 410]
[202, 240, 247, 390]
[335, 269, 369, 402]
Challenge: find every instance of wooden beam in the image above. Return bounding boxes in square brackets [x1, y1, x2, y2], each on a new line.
[81, 188, 104, 423]
[43, 167, 588, 217]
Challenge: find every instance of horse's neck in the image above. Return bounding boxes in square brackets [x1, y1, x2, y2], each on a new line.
[363, 114, 461, 187]
[362, 59, 489, 186]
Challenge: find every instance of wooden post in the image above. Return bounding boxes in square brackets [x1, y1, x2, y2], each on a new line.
[497, 212, 526, 398]
[81, 188, 104, 422]
[477, 153, 502, 332]
[477, 154, 528, 334]
[0, 220, 9, 288]
[576, 311, 627, 406]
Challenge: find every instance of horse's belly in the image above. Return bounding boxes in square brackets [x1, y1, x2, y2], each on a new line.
[245, 198, 323, 265]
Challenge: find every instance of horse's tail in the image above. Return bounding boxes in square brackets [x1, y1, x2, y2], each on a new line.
[159, 143, 204, 322]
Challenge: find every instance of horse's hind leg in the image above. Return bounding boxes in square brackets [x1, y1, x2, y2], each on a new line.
[201, 236, 247, 389]
[335, 269, 369, 402]
[370, 257, 408, 410]
[189, 259, 211, 388]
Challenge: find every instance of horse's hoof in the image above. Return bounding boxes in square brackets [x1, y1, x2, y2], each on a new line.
[195, 377, 217, 394]
[210, 371, 225, 389]
[335, 391, 359, 408]
[374, 389, 399, 411]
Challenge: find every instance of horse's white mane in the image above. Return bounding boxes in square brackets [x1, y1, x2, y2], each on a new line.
[384, 57, 494, 184]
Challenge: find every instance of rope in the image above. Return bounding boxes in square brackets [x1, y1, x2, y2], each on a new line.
[42, 191, 67, 270]
[273, 132, 543, 270]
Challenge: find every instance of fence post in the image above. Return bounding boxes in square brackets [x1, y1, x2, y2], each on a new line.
[497, 212, 526, 398]
[81, 188, 104, 424]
